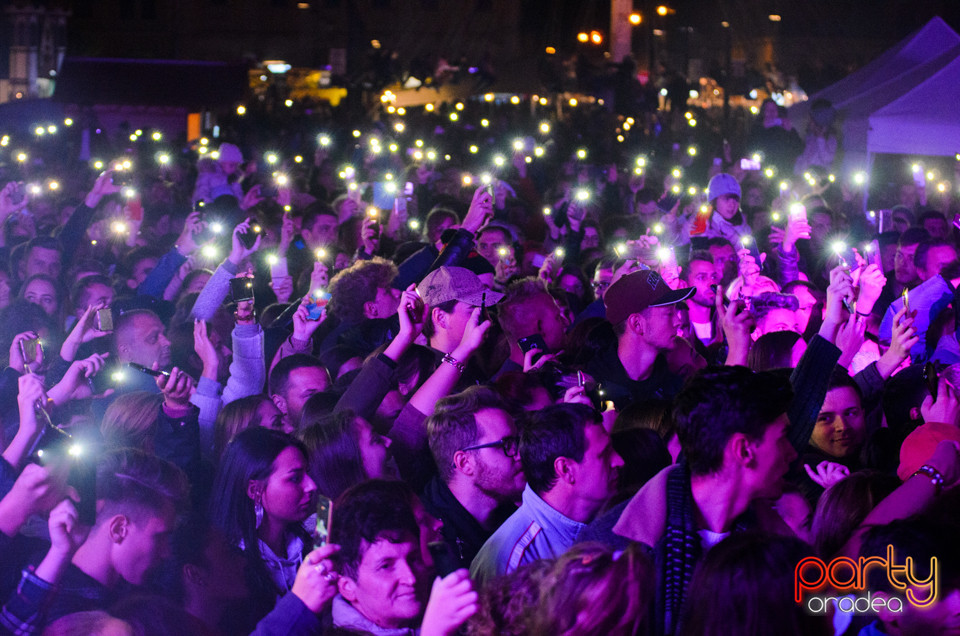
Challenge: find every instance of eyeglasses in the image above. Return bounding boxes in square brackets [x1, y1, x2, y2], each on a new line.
[460, 435, 519, 458]
[591, 281, 611, 290]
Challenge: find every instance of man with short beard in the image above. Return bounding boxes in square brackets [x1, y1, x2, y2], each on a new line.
[422, 387, 524, 569]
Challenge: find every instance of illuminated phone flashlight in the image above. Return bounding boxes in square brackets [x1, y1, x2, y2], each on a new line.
[480, 173, 493, 185]
[853, 172, 867, 186]
[122, 186, 136, 198]
[413, 150, 424, 161]
[0, 136, 8, 147]
[315, 247, 328, 260]
[671, 167, 682, 179]
[938, 181, 949, 193]
[575, 189, 590, 202]
[493, 154, 506, 167]
[779, 181, 790, 192]
[318, 134, 331, 147]
[408, 219, 421, 231]
[636, 156, 647, 168]
[911, 163, 922, 174]
[657, 246, 675, 262]
[652, 222, 664, 234]
[293, 155, 303, 164]
[157, 153, 170, 165]
[48, 181, 59, 191]
[480, 118, 490, 127]
[348, 182, 358, 192]
[764, 167, 776, 179]
[111, 220, 128, 234]
[151, 131, 162, 141]
[771, 211, 782, 222]
[276, 174, 289, 187]
[462, 174, 473, 186]
[513, 139, 525, 152]
[831, 240, 848, 264]
[498, 247, 509, 257]
[265, 152, 278, 165]
[554, 247, 566, 258]
[671, 184, 681, 194]
[448, 112, 458, 122]
[201, 244, 219, 259]
[426, 150, 437, 162]
[121, 159, 132, 170]
[64, 118, 73, 126]
[539, 122, 550, 134]
[614, 243, 626, 257]
[534, 146, 544, 157]
[752, 153, 762, 163]
[366, 207, 380, 221]
[634, 167, 644, 175]
[251, 223, 262, 234]
[28, 184, 41, 195]
[699, 204, 710, 214]
[351, 129, 361, 138]
[370, 143, 382, 154]
[394, 122, 405, 133]
[543, 206, 552, 217]
[266, 253, 279, 266]
[740, 235, 753, 247]
[34, 126, 45, 136]
[927, 171, 936, 182]
[828, 174, 836, 183]
[209, 221, 224, 234]
[388, 143, 398, 153]
[576, 148, 587, 160]
[687, 146, 697, 156]
[469, 144, 479, 154]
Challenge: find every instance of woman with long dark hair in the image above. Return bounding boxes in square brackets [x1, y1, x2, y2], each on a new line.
[208, 427, 317, 626]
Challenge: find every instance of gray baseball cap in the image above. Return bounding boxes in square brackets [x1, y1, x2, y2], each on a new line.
[416, 266, 504, 307]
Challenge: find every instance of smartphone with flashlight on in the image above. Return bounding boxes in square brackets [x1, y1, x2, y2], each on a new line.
[238, 222, 261, 250]
[739, 235, 763, 272]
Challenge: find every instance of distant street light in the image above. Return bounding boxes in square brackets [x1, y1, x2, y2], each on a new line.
[629, 12, 642, 25]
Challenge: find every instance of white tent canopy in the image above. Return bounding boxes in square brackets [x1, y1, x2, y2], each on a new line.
[790, 17, 960, 170]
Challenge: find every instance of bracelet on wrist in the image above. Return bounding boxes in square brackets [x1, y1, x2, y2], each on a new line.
[441, 353, 465, 373]
[913, 464, 945, 494]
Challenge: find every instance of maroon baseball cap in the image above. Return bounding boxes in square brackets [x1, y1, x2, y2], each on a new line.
[604, 270, 695, 324]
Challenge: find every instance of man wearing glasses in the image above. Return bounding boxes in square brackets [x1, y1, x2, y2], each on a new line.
[422, 387, 524, 570]
[470, 403, 623, 584]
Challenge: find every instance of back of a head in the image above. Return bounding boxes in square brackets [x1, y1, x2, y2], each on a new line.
[466, 560, 553, 636]
[96, 448, 188, 526]
[300, 201, 337, 232]
[521, 403, 600, 494]
[899, 226, 930, 248]
[428, 386, 505, 483]
[329, 479, 420, 579]
[496, 277, 552, 339]
[679, 532, 825, 636]
[749, 331, 804, 371]
[111, 594, 205, 636]
[101, 392, 163, 450]
[531, 542, 655, 636]
[673, 367, 793, 476]
[811, 470, 899, 558]
[213, 394, 270, 458]
[41, 611, 131, 636]
[299, 407, 365, 500]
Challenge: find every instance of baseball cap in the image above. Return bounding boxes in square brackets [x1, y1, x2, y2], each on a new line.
[604, 270, 695, 324]
[417, 266, 504, 307]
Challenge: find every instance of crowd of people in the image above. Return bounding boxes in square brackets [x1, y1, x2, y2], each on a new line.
[0, 92, 958, 636]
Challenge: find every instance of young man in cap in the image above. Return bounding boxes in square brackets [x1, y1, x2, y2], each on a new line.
[585, 269, 695, 409]
[417, 265, 503, 385]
